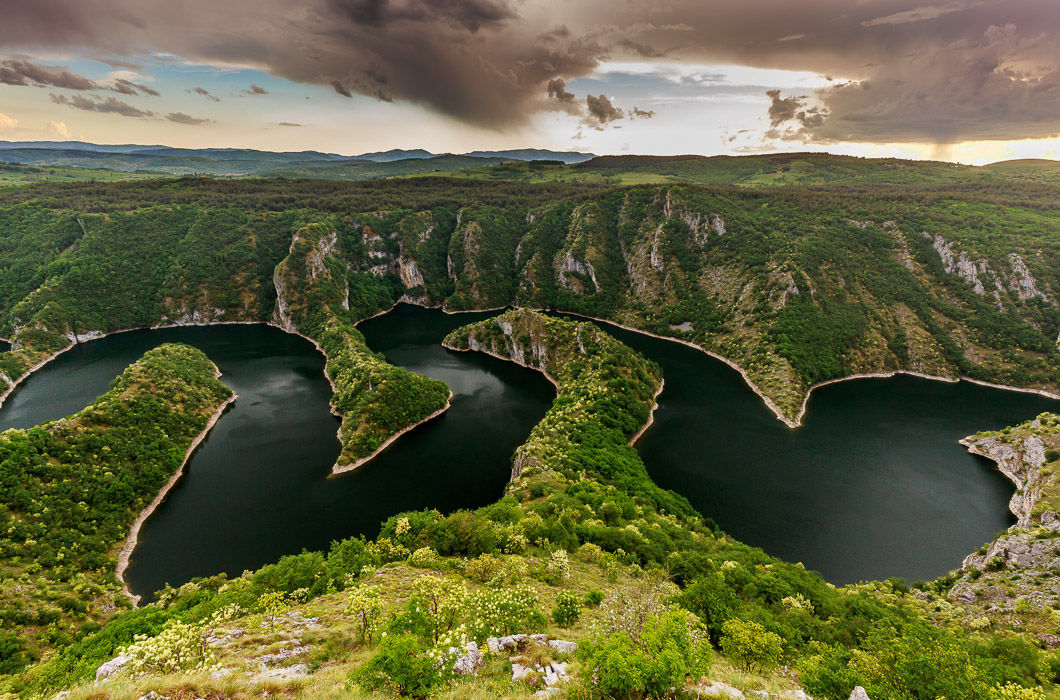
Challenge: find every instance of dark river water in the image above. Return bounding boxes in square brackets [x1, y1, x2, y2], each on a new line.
[0, 305, 1054, 596]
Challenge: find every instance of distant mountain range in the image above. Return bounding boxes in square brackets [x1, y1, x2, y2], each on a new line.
[0, 141, 595, 177]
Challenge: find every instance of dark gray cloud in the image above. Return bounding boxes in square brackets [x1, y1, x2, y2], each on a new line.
[585, 93, 623, 126]
[0, 58, 94, 90]
[189, 86, 220, 102]
[243, 83, 268, 95]
[766, 89, 802, 127]
[166, 111, 211, 125]
[547, 78, 574, 103]
[277, 121, 303, 126]
[50, 93, 154, 118]
[631, 106, 655, 119]
[109, 78, 159, 96]
[2, 0, 1058, 141]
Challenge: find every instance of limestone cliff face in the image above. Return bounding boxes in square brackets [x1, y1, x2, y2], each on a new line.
[445, 209, 520, 310]
[949, 414, 1060, 620]
[272, 223, 349, 335]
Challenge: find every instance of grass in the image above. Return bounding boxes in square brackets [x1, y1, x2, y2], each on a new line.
[0, 163, 167, 186]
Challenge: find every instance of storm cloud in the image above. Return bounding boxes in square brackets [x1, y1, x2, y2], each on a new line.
[0, 58, 94, 90]
[2, 0, 1059, 142]
[166, 111, 212, 125]
[50, 93, 154, 118]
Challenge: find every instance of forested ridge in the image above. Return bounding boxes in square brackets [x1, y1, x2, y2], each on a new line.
[0, 175, 1056, 425]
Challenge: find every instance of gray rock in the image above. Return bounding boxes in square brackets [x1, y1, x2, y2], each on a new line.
[255, 645, 309, 665]
[494, 633, 527, 651]
[698, 681, 746, 699]
[779, 692, 811, 700]
[137, 693, 170, 700]
[548, 639, 577, 654]
[529, 633, 549, 645]
[257, 664, 308, 680]
[512, 663, 535, 682]
[486, 637, 503, 654]
[95, 654, 130, 680]
[453, 641, 483, 675]
[849, 687, 871, 700]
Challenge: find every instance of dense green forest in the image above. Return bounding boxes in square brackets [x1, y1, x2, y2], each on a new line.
[0, 343, 231, 676]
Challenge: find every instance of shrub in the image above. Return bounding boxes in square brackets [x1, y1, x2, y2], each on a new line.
[120, 620, 215, 675]
[676, 574, 739, 643]
[720, 619, 784, 671]
[577, 609, 711, 699]
[553, 591, 583, 626]
[0, 630, 28, 675]
[465, 553, 503, 583]
[351, 633, 447, 699]
[408, 546, 440, 569]
[990, 684, 1046, 700]
[584, 590, 605, 607]
[461, 584, 545, 641]
[1044, 449, 1059, 463]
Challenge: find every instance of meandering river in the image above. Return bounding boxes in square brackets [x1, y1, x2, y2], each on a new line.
[0, 305, 1054, 597]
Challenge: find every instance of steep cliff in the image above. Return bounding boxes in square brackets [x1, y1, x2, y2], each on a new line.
[948, 413, 1060, 640]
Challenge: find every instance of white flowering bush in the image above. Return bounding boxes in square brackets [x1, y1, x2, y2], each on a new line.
[546, 548, 571, 584]
[121, 620, 216, 675]
[991, 683, 1047, 700]
[408, 546, 439, 569]
[368, 537, 410, 563]
[345, 583, 384, 644]
[407, 575, 465, 642]
[428, 625, 469, 673]
[504, 532, 528, 554]
[460, 584, 544, 641]
[781, 593, 814, 613]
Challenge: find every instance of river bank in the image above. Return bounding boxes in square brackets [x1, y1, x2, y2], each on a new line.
[116, 377, 237, 606]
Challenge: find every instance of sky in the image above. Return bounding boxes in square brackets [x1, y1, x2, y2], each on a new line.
[0, 0, 1057, 164]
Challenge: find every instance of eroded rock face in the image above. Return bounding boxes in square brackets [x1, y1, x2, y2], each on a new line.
[95, 654, 130, 680]
[925, 232, 989, 296]
[950, 415, 1060, 614]
[849, 688, 871, 700]
[1006, 254, 1050, 302]
[558, 250, 599, 294]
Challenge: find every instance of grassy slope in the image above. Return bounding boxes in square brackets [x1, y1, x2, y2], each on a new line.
[0, 163, 164, 187]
